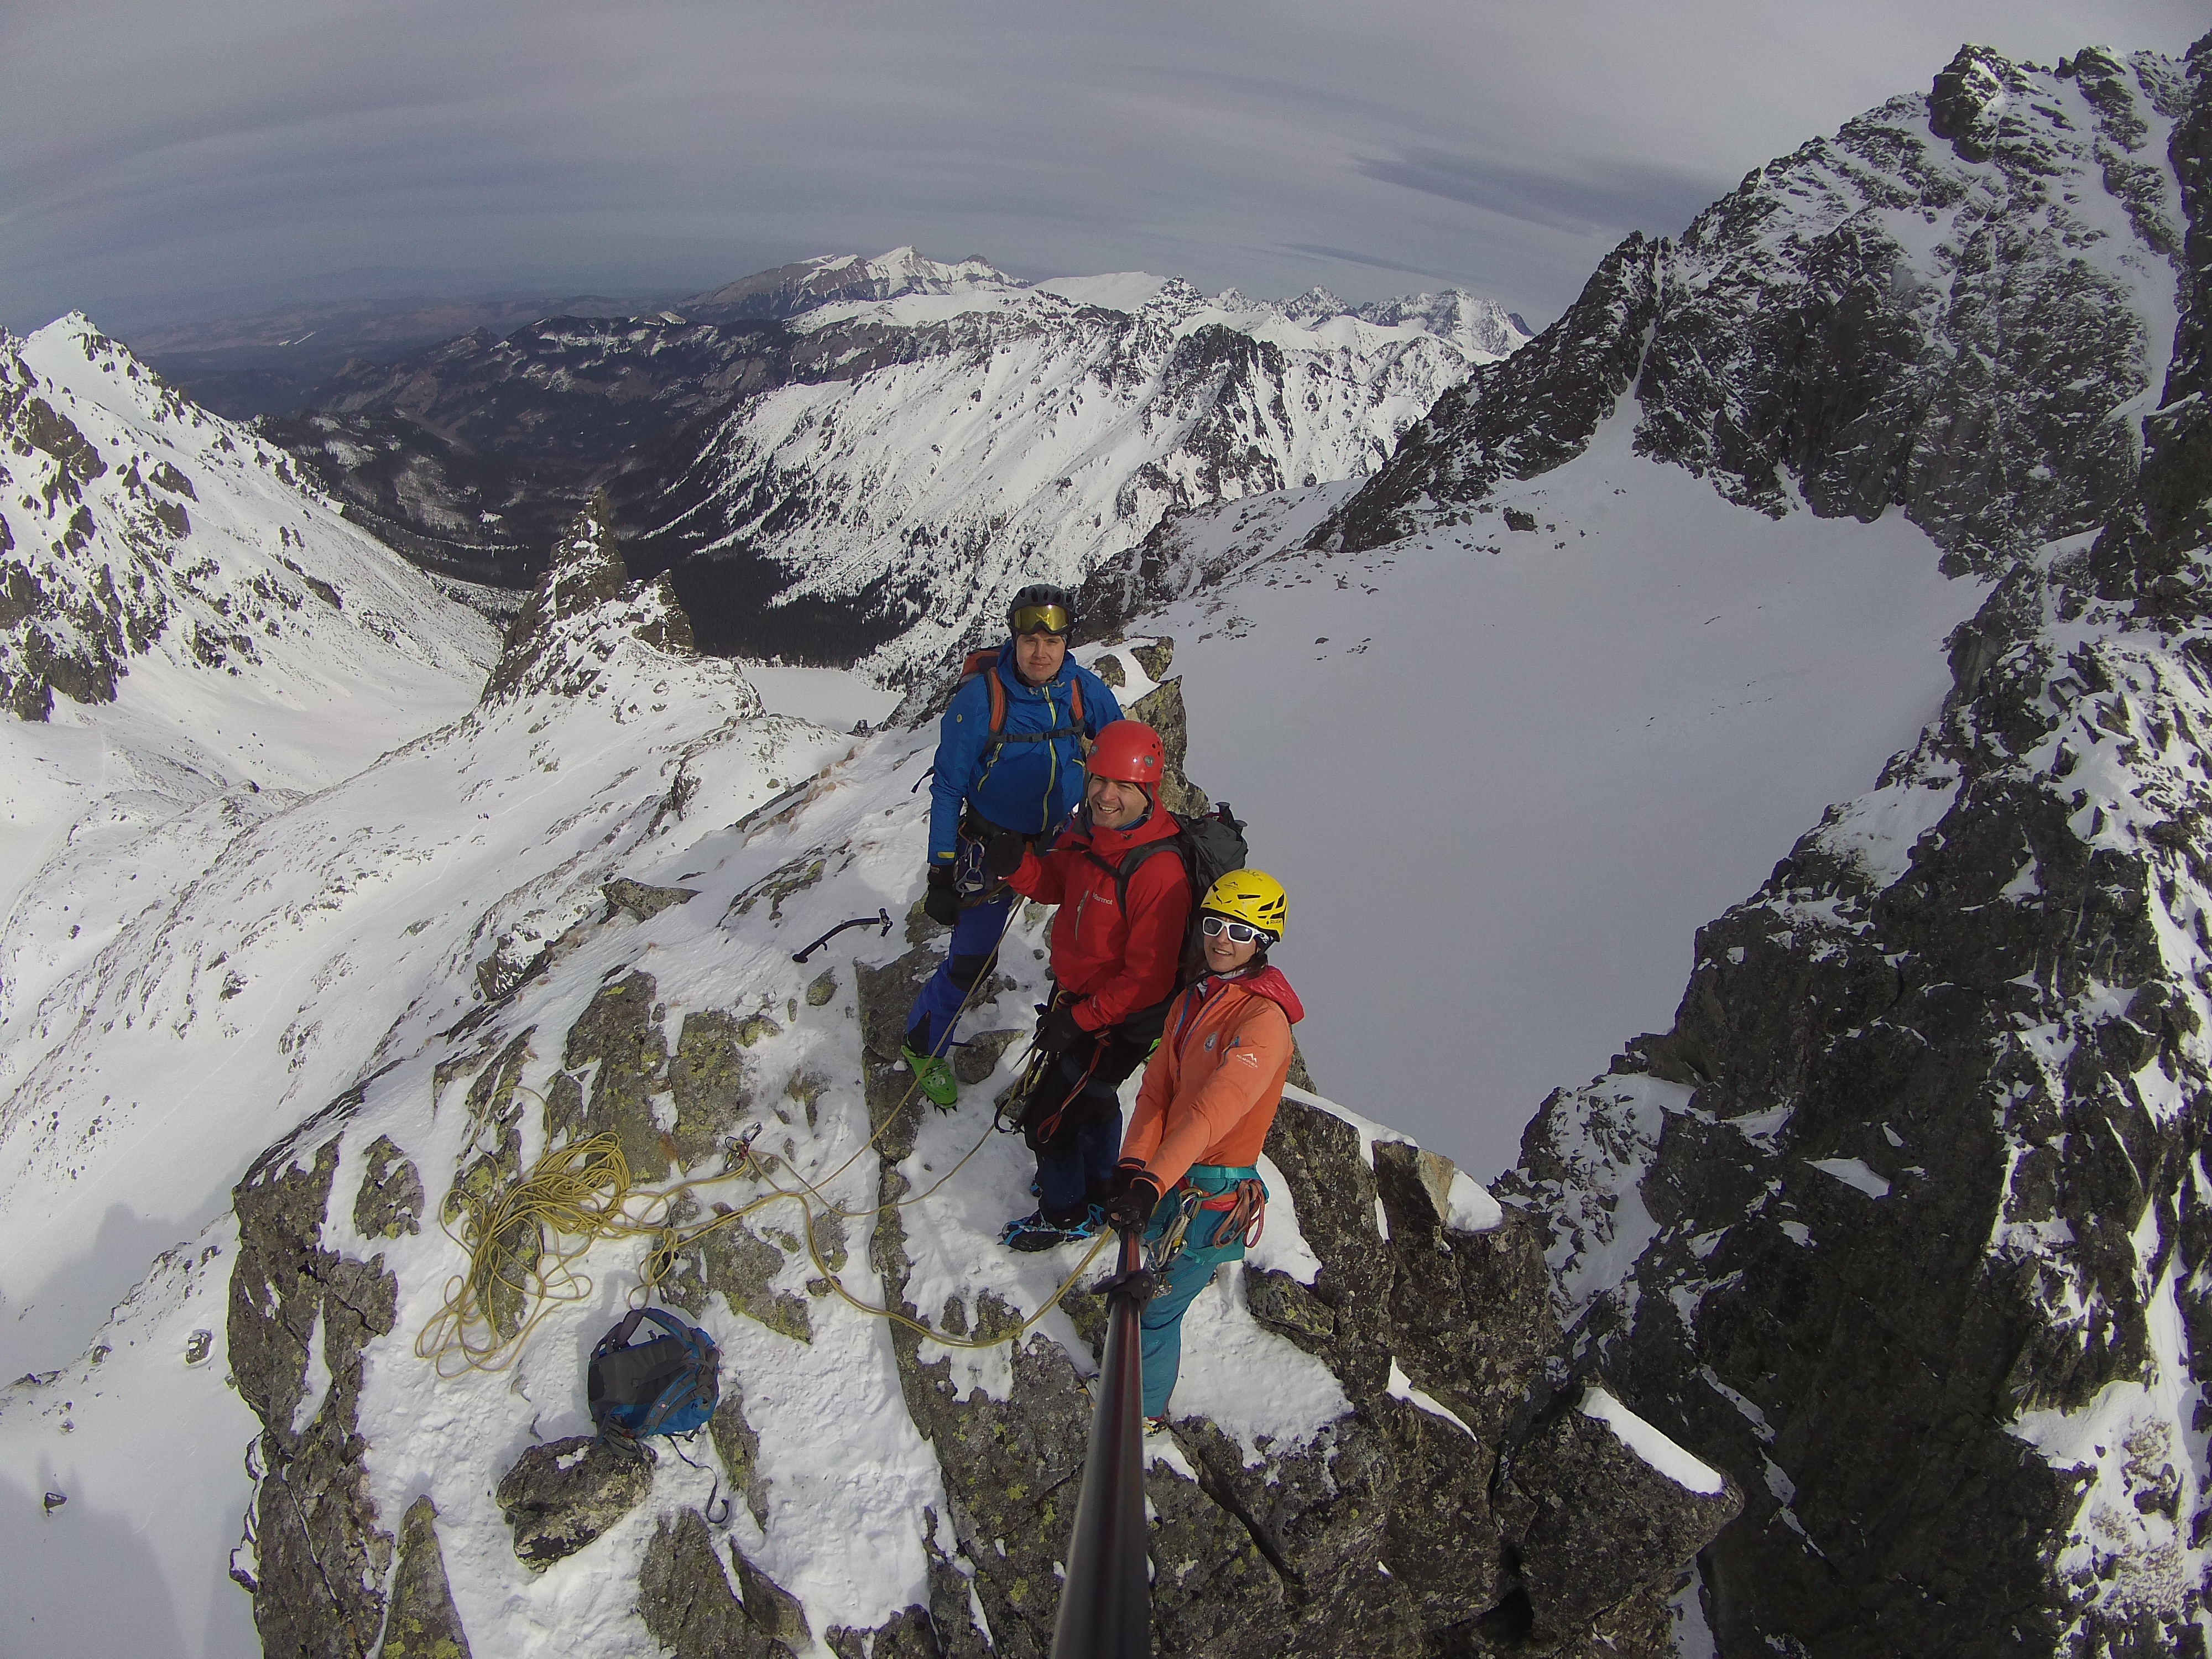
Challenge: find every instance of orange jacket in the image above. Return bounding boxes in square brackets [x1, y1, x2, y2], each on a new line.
[1123, 967, 1305, 1191]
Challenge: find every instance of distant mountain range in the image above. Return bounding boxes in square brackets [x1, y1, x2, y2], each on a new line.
[169, 251, 1530, 665]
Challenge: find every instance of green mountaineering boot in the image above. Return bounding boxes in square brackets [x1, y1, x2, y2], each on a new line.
[901, 1044, 959, 1110]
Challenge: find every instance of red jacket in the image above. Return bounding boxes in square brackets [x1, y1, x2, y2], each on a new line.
[1005, 806, 1192, 1034]
[1124, 967, 1305, 1190]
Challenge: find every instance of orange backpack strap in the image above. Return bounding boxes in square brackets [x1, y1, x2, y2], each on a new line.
[961, 649, 1008, 737]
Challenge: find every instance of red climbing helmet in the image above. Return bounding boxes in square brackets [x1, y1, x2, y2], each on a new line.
[1087, 720, 1165, 786]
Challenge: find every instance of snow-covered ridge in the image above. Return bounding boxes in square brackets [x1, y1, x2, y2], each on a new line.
[1494, 36, 2212, 1642]
[1326, 43, 2191, 570]
[2, 314, 495, 734]
[1, 315, 504, 1042]
[0, 529, 1616, 1653]
[619, 263, 1530, 679]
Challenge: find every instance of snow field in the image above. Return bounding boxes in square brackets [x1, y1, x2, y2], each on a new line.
[1147, 410, 1989, 1179]
[0, 1210, 260, 1659]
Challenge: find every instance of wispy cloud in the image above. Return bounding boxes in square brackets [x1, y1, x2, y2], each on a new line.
[2, 0, 2202, 335]
[1357, 148, 1726, 238]
[1280, 244, 1463, 282]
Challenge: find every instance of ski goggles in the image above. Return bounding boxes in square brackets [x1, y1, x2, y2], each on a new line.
[1011, 604, 1073, 637]
[1199, 914, 1270, 944]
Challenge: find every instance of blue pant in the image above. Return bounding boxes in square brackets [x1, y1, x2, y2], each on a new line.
[905, 884, 1016, 1058]
[1138, 1175, 1258, 1418]
[1035, 1099, 1121, 1223]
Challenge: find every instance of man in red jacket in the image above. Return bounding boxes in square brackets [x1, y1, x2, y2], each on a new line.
[981, 720, 1193, 1250]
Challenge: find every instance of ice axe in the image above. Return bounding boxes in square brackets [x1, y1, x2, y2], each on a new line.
[791, 908, 893, 963]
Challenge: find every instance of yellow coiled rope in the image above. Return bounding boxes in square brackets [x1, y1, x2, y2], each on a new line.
[414, 967, 1114, 1376]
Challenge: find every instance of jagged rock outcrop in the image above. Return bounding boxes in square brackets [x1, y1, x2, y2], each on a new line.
[1505, 35, 2212, 1655]
[379, 1497, 476, 1659]
[210, 759, 1736, 1659]
[228, 1134, 400, 1659]
[481, 494, 736, 707]
[850, 946, 1734, 1657]
[1322, 42, 2194, 577]
[497, 1436, 655, 1569]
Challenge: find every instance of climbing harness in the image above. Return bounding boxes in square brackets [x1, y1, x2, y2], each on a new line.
[1145, 1175, 1267, 1271]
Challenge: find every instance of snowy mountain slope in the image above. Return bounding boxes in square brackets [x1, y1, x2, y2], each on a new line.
[0, 317, 503, 1029]
[1077, 411, 1988, 1186]
[0, 507, 1735, 1659]
[684, 247, 1020, 319]
[261, 253, 1530, 620]
[0, 509, 851, 1657]
[1323, 44, 2192, 575]
[0, 504, 812, 1382]
[612, 272, 1529, 677]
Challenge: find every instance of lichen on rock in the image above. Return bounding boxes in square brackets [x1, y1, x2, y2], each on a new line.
[560, 968, 673, 1181]
[378, 1495, 475, 1659]
[669, 1008, 757, 1168]
[638, 1509, 805, 1659]
[227, 1134, 399, 1659]
[496, 1434, 654, 1571]
[354, 1134, 425, 1239]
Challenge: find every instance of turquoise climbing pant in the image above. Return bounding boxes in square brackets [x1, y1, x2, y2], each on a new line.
[1138, 1164, 1263, 1419]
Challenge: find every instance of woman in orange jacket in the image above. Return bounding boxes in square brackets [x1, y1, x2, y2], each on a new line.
[1103, 867, 1301, 1427]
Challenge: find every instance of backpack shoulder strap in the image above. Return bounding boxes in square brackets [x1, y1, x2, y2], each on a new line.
[984, 656, 1008, 736]
[957, 649, 1010, 739]
[1109, 830, 1188, 919]
[630, 1307, 690, 1345]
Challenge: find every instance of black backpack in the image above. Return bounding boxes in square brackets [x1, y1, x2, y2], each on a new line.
[1098, 802, 1249, 987]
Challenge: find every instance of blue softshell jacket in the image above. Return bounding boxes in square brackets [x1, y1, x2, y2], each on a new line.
[928, 643, 1122, 863]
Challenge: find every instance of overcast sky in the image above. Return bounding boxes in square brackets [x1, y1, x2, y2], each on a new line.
[2, 1, 2204, 337]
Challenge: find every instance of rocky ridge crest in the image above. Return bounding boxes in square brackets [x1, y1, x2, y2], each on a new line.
[204, 561, 1737, 1656]
[1321, 43, 2193, 578]
[1501, 31, 2212, 1656]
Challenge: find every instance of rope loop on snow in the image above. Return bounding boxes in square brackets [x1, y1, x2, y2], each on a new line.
[415, 952, 1110, 1375]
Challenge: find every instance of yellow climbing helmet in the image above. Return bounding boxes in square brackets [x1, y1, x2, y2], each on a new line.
[1201, 868, 1288, 940]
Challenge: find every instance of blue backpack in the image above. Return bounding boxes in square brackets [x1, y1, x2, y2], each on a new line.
[588, 1307, 721, 1442]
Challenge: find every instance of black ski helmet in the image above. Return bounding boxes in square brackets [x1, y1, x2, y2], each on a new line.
[1006, 582, 1077, 640]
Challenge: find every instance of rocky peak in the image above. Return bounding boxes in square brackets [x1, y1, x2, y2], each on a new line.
[481, 494, 755, 714]
[1926, 42, 2020, 158]
[1320, 36, 2196, 575]
[1501, 31, 2212, 1655]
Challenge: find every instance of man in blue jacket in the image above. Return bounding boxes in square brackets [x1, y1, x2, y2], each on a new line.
[903, 582, 1121, 1108]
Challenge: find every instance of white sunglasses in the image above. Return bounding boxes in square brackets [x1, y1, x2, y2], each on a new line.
[1199, 915, 1267, 944]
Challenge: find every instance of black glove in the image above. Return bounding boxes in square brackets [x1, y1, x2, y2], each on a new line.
[1105, 1165, 1164, 1230]
[1037, 1000, 1087, 1057]
[982, 825, 1029, 879]
[923, 865, 959, 927]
